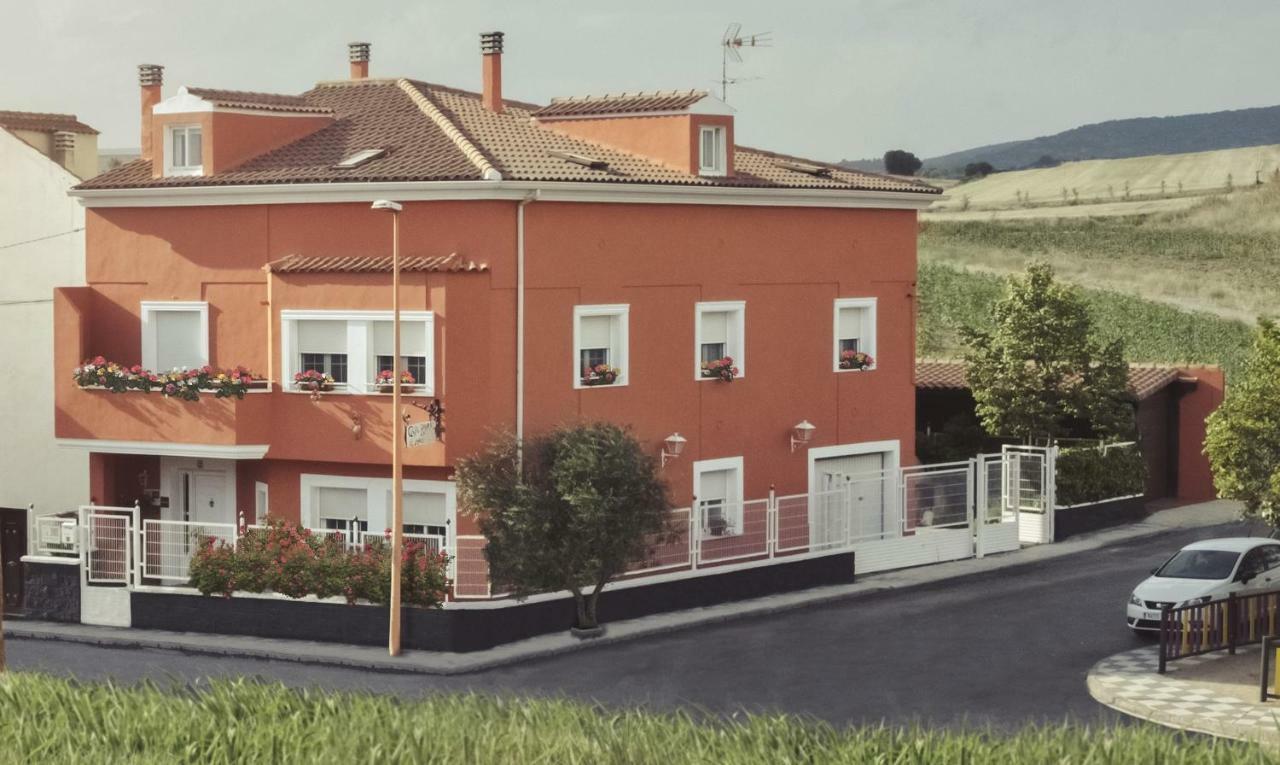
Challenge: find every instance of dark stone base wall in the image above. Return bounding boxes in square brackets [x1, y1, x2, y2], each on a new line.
[133, 552, 855, 653]
[23, 561, 80, 623]
[1054, 496, 1149, 542]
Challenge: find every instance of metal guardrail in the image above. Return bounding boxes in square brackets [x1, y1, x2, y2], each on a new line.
[1158, 590, 1280, 673]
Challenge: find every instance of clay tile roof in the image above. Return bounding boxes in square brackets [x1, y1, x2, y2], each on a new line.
[532, 90, 709, 118]
[186, 87, 332, 114]
[266, 252, 488, 274]
[76, 78, 939, 195]
[915, 360, 1194, 401]
[0, 110, 99, 135]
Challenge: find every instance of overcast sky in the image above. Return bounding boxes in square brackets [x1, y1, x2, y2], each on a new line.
[6, 0, 1278, 160]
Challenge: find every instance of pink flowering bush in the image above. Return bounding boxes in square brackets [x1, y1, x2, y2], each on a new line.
[839, 350, 874, 371]
[700, 356, 739, 382]
[188, 518, 449, 608]
[72, 357, 258, 400]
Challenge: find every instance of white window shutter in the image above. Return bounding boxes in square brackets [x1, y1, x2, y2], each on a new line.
[701, 311, 729, 345]
[579, 315, 612, 349]
[403, 491, 447, 528]
[699, 469, 729, 502]
[373, 320, 427, 356]
[838, 306, 863, 342]
[317, 487, 367, 521]
[154, 310, 203, 370]
[297, 320, 348, 354]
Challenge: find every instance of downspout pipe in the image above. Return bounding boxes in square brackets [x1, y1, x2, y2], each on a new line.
[516, 190, 539, 453]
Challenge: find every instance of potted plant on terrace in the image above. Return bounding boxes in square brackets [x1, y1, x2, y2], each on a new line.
[700, 356, 739, 382]
[580, 364, 621, 387]
[294, 369, 335, 393]
[839, 350, 875, 371]
[376, 369, 415, 394]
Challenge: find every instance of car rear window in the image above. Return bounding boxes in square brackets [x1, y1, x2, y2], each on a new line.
[1156, 549, 1240, 580]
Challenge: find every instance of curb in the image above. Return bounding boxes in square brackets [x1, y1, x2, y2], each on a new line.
[6, 513, 1243, 676]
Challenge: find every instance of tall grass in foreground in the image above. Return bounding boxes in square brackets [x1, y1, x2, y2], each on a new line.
[917, 262, 1253, 377]
[0, 672, 1271, 765]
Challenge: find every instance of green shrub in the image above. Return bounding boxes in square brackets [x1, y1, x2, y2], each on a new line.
[1056, 442, 1146, 506]
[187, 519, 448, 608]
[0, 673, 1269, 765]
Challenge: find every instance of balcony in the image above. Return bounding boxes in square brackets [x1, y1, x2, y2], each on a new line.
[53, 287, 448, 465]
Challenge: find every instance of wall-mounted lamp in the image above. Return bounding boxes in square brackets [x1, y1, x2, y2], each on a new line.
[351, 413, 364, 440]
[661, 432, 687, 467]
[790, 420, 816, 453]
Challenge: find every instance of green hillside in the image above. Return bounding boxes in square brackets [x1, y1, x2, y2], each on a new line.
[916, 262, 1252, 377]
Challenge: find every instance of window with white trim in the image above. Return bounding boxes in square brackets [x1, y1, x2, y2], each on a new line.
[698, 125, 726, 176]
[833, 298, 877, 372]
[253, 481, 269, 525]
[281, 311, 434, 395]
[573, 305, 628, 388]
[141, 301, 209, 371]
[694, 457, 743, 537]
[695, 301, 745, 380]
[166, 124, 203, 176]
[399, 490, 449, 540]
[316, 486, 368, 534]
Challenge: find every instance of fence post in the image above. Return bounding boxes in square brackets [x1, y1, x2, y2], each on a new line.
[689, 495, 698, 570]
[1263, 636, 1273, 703]
[1228, 592, 1237, 655]
[132, 500, 142, 588]
[767, 484, 776, 558]
[1158, 606, 1169, 674]
[970, 458, 983, 560]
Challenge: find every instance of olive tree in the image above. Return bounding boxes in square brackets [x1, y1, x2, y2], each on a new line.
[455, 423, 671, 630]
[1205, 319, 1280, 525]
[960, 263, 1133, 444]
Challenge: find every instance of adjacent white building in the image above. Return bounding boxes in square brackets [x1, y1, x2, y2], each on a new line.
[0, 112, 99, 516]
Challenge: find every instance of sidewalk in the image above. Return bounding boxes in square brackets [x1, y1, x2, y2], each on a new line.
[5, 499, 1244, 676]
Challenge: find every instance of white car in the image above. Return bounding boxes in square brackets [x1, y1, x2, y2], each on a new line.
[1127, 537, 1280, 632]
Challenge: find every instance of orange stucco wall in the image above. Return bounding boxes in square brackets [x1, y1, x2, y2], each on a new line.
[1176, 366, 1226, 502]
[537, 114, 734, 176]
[59, 196, 919, 526]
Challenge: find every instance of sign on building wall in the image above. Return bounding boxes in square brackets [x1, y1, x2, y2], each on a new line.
[405, 421, 436, 448]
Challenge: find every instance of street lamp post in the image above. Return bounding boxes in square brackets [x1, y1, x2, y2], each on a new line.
[372, 199, 404, 657]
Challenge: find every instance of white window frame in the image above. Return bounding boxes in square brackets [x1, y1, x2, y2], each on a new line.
[833, 297, 877, 372]
[695, 300, 746, 381]
[698, 125, 727, 177]
[253, 481, 269, 524]
[693, 456, 744, 537]
[140, 300, 209, 371]
[280, 309, 435, 396]
[164, 124, 203, 177]
[572, 304, 629, 389]
[299, 473, 456, 551]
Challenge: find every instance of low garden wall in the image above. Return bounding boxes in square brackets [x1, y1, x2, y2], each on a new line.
[1054, 496, 1148, 541]
[22, 558, 80, 623]
[132, 551, 855, 653]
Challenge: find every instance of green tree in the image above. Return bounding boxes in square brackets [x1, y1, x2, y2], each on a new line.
[960, 263, 1133, 443]
[883, 149, 923, 176]
[1205, 319, 1280, 524]
[455, 423, 671, 630]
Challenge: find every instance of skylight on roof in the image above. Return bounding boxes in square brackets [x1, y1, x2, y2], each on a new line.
[547, 149, 609, 170]
[333, 148, 387, 169]
[776, 160, 832, 177]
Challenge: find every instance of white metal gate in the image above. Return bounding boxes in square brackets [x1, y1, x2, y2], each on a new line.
[81, 506, 137, 585]
[1005, 445, 1057, 544]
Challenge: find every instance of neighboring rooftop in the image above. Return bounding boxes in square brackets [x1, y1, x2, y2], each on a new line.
[915, 359, 1198, 401]
[532, 90, 711, 118]
[78, 76, 939, 195]
[0, 110, 99, 135]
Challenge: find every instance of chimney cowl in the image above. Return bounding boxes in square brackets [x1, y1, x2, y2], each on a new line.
[138, 64, 164, 87]
[481, 32, 504, 113]
[480, 31, 504, 54]
[348, 41, 371, 62]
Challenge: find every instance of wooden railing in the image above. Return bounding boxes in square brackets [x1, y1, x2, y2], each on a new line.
[1158, 589, 1280, 673]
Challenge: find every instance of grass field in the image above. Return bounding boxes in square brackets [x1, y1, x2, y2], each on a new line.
[0, 672, 1270, 764]
[930, 142, 1280, 212]
[919, 185, 1280, 324]
[917, 262, 1254, 377]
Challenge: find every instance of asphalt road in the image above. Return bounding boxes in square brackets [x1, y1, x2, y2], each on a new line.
[8, 521, 1249, 729]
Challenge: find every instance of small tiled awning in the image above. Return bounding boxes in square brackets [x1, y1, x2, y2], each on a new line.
[265, 253, 488, 275]
[915, 359, 1193, 401]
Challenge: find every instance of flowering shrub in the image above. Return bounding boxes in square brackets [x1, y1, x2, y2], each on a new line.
[188, 518, 449, 608]
[580, 364, 621, 386]
[293, 369, 335, 392]
[700, 356, 739, 382]
[839, 350, 875, 371]
[72, 357, 257, 400]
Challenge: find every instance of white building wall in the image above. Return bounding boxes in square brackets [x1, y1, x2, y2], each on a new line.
[0, 127, 88, 514]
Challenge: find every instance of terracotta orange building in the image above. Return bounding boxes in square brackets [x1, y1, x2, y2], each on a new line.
[56, 35, 939, 593]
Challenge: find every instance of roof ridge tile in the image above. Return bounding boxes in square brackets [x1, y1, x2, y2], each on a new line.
[395, 79, 501, 181]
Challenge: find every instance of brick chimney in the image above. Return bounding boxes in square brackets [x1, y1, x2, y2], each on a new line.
[138, 64, 163, 160]
[349, 42, 370, 80]
[52, 131, 75, 171]
[481, 32, 504, 113]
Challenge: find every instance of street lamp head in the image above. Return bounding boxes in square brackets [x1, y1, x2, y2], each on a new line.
[371, 199, 403, 213]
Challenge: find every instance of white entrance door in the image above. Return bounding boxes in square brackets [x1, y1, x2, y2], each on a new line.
[814, 452, 887, 546]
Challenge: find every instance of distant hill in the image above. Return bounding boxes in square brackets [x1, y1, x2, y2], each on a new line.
[840, 104, 1280, 177]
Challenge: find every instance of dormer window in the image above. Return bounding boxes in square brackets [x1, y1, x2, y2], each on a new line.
[698, 126, 726, 176]
[166, 124, 203, 176]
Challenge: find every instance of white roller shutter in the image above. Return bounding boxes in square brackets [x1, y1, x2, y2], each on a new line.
[579, 315, 612, 349]
[316, 487, 367, 522]
[373, 320, 427, 356]
[700, 311, 729, 345]
[154, 310, 203, 370]
[297, 320, 348, 354]
[838, 306, 864, 344]
[403, 491, 447, 528]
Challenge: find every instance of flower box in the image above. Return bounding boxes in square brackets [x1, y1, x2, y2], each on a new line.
[839, 351, 874, 371]
[580, 365, 621, 387]
[700, 356, 738, 382]
[72, 357, 260, 400]
[375, 369, 415, 393]
[293, 369, 335, 392]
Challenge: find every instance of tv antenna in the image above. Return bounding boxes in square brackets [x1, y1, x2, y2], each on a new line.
[720, 23, 771, 101]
